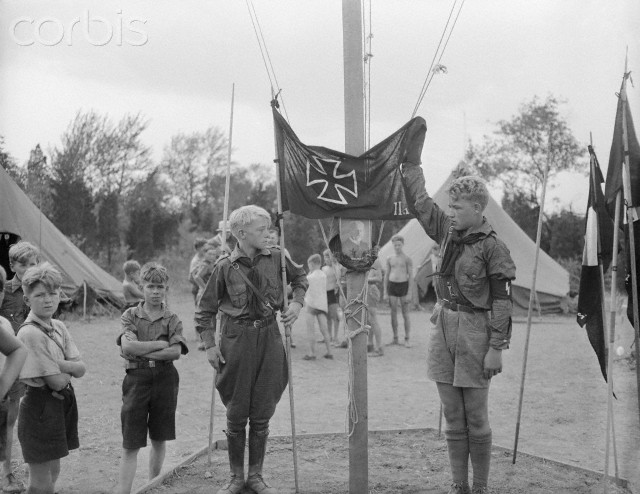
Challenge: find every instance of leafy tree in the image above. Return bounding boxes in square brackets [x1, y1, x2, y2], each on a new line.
[546, 208, 584, 260]
[0, 136, 22, 184]
[466, 95, 586, 214]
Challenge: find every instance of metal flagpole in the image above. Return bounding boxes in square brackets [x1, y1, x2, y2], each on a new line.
[512, 126, 552, 464]
[209, 83, 235, 467]
[272, 94, 300, 493]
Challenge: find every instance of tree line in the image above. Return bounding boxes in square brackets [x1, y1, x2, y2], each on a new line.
[1, 95, 587, 286]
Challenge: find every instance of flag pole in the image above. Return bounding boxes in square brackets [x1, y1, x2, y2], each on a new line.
[512, 126, 552, 464]
[272, 97, 300, 493]
[208, 83, 235, 467]
[619, 66, 640, 426]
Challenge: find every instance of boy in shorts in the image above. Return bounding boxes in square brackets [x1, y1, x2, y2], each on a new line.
[303, 254, 332, 361]
[0, 241, 39, 493]
[384, 235, 413, 347]
[122, 260, 144, 312]
[401, 163, 515, 494]
[116, 262, 188, 494]
[17, 262, 86, 494]
[322, 250, 344, 346]
[0, 267, 28, 483]
[195, 205, 307, 494]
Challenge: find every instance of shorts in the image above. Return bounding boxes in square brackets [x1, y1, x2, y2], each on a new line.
[18, 385, 79, 463]
[327, 289, 338, 306]
[388, 281, 409, 298]
[306, 306, 327, 316]
[121, 363, 179, 449]
[427, 303, 490, 388]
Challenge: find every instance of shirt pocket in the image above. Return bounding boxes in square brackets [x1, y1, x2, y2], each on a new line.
[458, 256, 487, 301]
[227, 281, 248, 309]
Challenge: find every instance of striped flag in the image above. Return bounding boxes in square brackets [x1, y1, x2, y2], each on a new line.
[577, 145, 614, 381]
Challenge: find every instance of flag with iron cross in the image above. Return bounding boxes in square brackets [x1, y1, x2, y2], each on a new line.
[273, 106, 426, 220]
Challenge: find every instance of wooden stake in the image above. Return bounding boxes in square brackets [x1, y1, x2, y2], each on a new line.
[512, 127, 552, 464]
[342, 2, 368, 492]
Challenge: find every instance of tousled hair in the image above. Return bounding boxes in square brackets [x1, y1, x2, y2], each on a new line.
[140, 262, 169, 285]
[447, 175, 489, 210]
[229, 205, 271, 238]
[307, 253, 322, 266]
[123, 260, 141, 275]
[21, 262, 63, 296]
[9, 241, 40, 265]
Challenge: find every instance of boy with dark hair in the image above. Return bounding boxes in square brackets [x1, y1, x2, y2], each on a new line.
[17, 262, 86, 494]
[122, 260, 144, 311]
[195, 205, 308, 494]
[401, 163, 515, 494]
[384, 234, 413, 347]
[0, 241, 39, 493]
[0, 267, 28, 483]
[116, 262, 188, 494]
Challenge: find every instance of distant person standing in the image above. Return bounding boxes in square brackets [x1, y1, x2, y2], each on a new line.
[189, 238, 208, 304]
[384, 235, 413, 347]
[122, 260, 144, 312]
[322, 249, 343, 346]
[303, 254, 333, 361]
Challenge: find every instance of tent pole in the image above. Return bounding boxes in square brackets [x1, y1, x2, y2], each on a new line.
[83, 281, 87, 321]
[512, 126, 552, 464]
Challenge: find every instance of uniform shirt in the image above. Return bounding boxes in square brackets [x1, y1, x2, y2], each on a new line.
[0, 276, 28, 334]
[305, 269, 327, 313]
[119, 303, 188, 362]
[402, 164, 516, 350]
[195, 245, 308, 348]
[18, 313, 81, 388]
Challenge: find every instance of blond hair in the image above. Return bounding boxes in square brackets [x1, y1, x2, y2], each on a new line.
[9, 241, 40, 265]
[140, 262, 169, 285]
[447, 175, 489, 211]
[229, 205, 271, 238]
[21, 262, 62, 295]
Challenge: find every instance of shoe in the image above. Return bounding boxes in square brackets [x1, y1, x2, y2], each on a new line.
[302, 355, 316, 360]
[385, 339, 400, 346]
[369, 348, 384, 357]
[404, 340, 412, 348]
[317, 339, 326, 343]
[471, 485, 487, 494]
[447, 481, 470, 494]
[216, 474, 245, 494]
[2, 474, 24, 494]
[246, 473, 277, 494]
[289, 343, 296, 348]
[197, 342, 206, 351]
[339, 340, 348, 348]
[323, 354, 334, 359]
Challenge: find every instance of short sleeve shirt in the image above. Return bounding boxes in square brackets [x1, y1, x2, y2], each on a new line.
[0, 276, 28, 334]
[18, 313, 81, 388]
[119, 303, 188, 362]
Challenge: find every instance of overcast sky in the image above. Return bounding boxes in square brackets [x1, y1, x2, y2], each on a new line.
[1, 0, 638, 212]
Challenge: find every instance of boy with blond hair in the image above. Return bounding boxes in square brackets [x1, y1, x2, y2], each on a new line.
[116, 262, 188, 494]
[17, 262, 86, 494]
[401, 162, 515, 494]
[303, 254, 332, 361]
[0, 241, 39, 493]
[195, 205, 307, 494]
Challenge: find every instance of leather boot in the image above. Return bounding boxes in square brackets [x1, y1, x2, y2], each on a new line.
[216, 429, 246, 494]
[246, 428, 277, 494]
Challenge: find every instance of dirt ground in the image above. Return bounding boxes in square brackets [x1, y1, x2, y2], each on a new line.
[146, 430, 630, 494]
[4, 290, 639, 493]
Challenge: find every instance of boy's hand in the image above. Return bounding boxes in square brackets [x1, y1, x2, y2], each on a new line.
[281, 301, 302, 326]
[206, 346, 224, 371]
[483, 347, 503, 379]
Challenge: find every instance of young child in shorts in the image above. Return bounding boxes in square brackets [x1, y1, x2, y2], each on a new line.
[122, 260, 144, 312]
[116, 262, 188, 494]
[0, 267, 28, 485]
[17, 262, 86, 494]
[303, 254, 333, 361]
[401, 161, 515, 494]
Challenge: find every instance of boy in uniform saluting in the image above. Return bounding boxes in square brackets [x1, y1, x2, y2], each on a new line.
[195, 205, 307, 494]
[401, 161, 515, 494]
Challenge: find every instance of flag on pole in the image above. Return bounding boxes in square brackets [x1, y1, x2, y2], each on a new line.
[273, 106, 426, 220]
[577, 146, 614, 381]
[604, 78, 640, 327]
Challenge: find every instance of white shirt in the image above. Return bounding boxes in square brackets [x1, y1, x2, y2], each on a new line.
[305, 269, 328, 313]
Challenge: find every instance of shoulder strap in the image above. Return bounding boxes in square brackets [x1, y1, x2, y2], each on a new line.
[20, 320, 66, 355]
[230, 262, 273, 310]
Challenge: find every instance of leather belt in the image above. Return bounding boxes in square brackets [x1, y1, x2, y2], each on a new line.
[441, 299, 485, 314]
[234, 315, 277, 329]
[125, 360, 172, 370]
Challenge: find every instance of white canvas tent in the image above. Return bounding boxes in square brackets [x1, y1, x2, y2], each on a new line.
[0, 165, 124, 308]
[378, 170, 570, 314]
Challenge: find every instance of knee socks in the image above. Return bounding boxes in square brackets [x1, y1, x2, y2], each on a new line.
[444, 428, 469, 484]
[468, 430, 492, 488]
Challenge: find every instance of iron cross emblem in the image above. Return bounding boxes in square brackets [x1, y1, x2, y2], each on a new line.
[306, 156, 358, 205]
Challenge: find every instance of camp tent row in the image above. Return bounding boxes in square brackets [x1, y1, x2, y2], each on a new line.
[0, 165, 124, 308]
[378, 166, 570, 314]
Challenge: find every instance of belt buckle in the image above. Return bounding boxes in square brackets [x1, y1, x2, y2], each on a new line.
[148, 360, 156, 368]
[253, 320, 262, 329]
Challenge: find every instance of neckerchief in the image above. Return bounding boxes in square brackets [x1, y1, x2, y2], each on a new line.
[233, 256, 267, 319]
[439, 229, 487, 276]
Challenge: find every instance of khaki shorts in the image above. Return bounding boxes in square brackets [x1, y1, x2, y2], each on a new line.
[427, 303, 490, 388]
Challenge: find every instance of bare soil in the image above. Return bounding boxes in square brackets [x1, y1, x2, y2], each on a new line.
[4, 290, 638, 493]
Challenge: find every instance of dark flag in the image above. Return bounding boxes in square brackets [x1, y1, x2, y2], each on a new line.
[273, 106, 426, 220]
[603, 75, 640, 328]
[577, 146, 614, 381]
